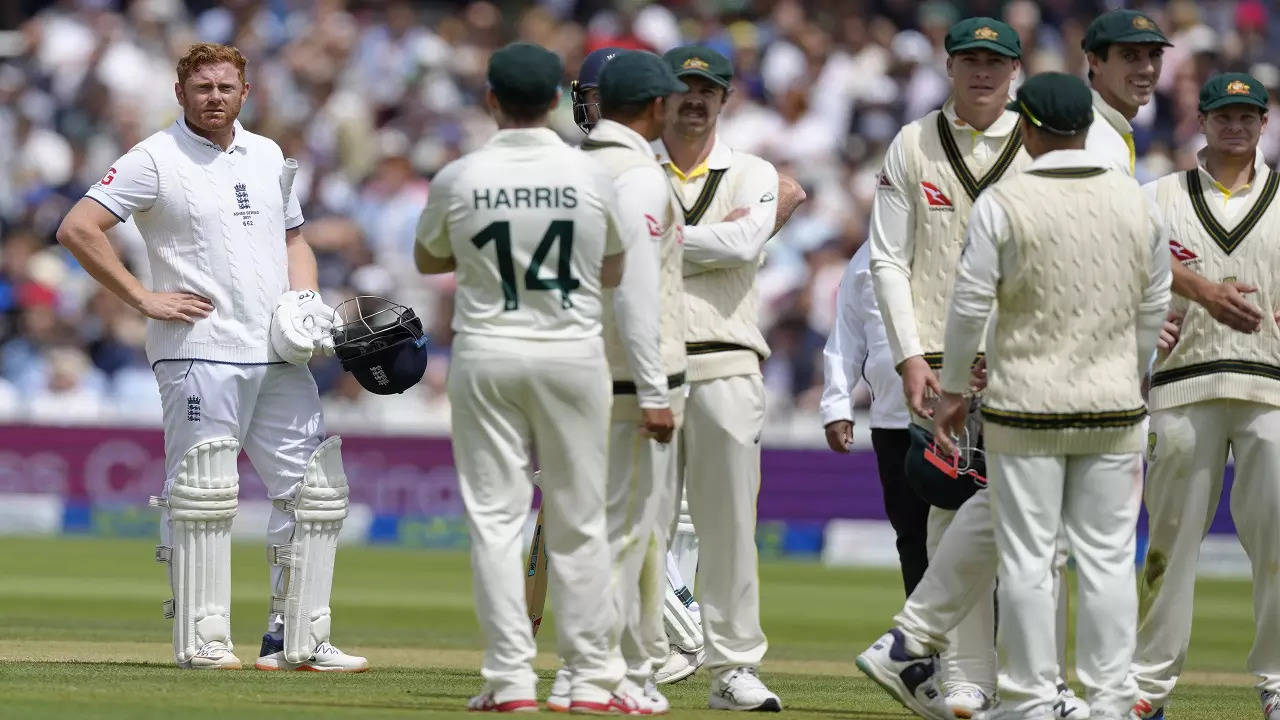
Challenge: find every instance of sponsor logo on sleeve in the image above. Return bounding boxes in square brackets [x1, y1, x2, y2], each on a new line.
[1169, 239, 1199, 267]
[921, 181, 955, 210]
[645, 213, 663, 237]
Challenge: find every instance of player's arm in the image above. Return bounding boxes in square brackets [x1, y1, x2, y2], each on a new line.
[57, 152, 211, 323]
[680, 158, 781, 271]
[414, 166, 458, 275]
[1137, 195, 1174, 376]
[772, 173, 807, 236]
[820, 255, 867, 453]
[281, 169, 318, 291]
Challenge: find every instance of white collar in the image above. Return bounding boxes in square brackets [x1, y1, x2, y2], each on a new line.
[1028, 148, 1107, 170]
[586, 119, 655, 156]
[652, 133, 732, 171]
[941, 100, 1020, 138]
[1090, 89, 1133, 135]
[177, 117, 243, 153]
[1195, 147, 1270, 194]
[486, 127, 565, 148]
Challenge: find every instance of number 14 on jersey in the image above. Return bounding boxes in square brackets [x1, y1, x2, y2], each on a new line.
[471, 220, 580, 310]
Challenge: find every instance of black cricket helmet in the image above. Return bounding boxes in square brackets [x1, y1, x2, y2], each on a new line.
[331, 295, 429, 395]
[572, 47, 624, 132]
[904, 406, 987, 510]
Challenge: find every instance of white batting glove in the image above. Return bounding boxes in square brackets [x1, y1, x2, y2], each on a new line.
[293, 290, 336, 356]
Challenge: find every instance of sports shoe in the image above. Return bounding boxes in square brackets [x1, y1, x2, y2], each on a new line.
[946, 683, 991, 718]
[1262, 690, 1280, 719]
[654, 645, 703, 685]
[855, 629, 952, 720]
[708, 666, 781, 712]
[1053, 684, 1089, 718]
[569, 690, 650, 715]
[183, 640, 242, 670]
[548, 667, 572, 712]
[640, 679, 670, 714]
[254, 634, 369, 672]
[1130, 698, 1164, 719]
[468, 692, 538, 712]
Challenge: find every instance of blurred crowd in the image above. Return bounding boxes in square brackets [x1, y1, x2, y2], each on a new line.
[2, 0, 1280, 435]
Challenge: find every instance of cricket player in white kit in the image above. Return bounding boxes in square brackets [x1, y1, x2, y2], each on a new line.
[866, 18, 1029, 717]
[414, 43, 635, 713]
[56, 43, 366, 672]
[1130, 73, 1280, 720]
[652, 44, 807, 711]
[543, 50, 690, 715]
[934, 72, 1171, 720]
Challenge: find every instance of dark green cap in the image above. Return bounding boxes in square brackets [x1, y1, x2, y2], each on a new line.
[1006, 72, 1094, 136]
[663, 45, 733, 89]
[1082, 10, 1171, 53]
[599, 51, 688, 107]
[945, 17, 1021, 58]
[488, 42, 563, 106]
[1199, 72, 1269, 113]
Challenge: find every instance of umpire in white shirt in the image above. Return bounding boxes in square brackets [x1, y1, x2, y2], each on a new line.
[820, 243, 929, 594]
[56, 43, 365, 673]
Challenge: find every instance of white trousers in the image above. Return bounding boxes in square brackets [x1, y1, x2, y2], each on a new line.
[154, 360, 324, 610]
[607, 408, 680, 684]
[988, 451, 1143, 720]
[1133, 400, 1280, 706]
[678, 373, 767, 673]
[448, 334, 624, 703]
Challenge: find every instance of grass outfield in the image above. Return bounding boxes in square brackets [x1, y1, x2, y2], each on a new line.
[0, 536, 1262, 718]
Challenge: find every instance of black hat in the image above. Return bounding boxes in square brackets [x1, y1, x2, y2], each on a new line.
[1007, 72, 1095, 136]
[1199, 72, 1269, 113]
[488, 42, 563, 107]
[945, 17, 1021, 58]
[664, 45, 733, 89]
[332, 296, 429, 395]
[599, 51, 688, 107]
[1082, 10, 1172, 53]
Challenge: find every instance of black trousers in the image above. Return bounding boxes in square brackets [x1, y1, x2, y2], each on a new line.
[870, 427, 931, 596]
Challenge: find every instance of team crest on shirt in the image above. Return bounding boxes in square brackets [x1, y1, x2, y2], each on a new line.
[921, 181, 955, 210]
[233, 182, 259, 227]
[1168, 239, 1200, 268]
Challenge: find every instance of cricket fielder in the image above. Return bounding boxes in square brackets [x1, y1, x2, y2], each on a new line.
[652, 44, 807, 711]
[56, 43, 365, 673]
[1130, 74, 1280, 720]
[935, 72, 1170, 720]
[867, 18, 1029, 717]
[1083, 9, 1266, 337]
[821, 242, 929, 595]
[415, 42, 636, 713]
[543, 50, 689, 714]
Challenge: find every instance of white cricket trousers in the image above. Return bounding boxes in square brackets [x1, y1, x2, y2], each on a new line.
[154, 360, 324, 607]
[678, 373, 767, 673]
[448, 334, 624, 703]
[988, 451, 1143, 720]
[606, 398, 681, 685]
[1133, 400, 1280, 706]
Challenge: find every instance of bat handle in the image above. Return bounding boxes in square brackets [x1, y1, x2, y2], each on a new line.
[280, 158, 298, 207]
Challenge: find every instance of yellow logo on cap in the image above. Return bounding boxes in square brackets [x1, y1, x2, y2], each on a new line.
[1132, 15, 1156, 30]
[1227, 80, 1251, 95]
[682, 57, 710, 71]
[974, 26, 999, 41]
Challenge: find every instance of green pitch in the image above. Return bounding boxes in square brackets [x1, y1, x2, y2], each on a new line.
[0, 536, 1260, 718]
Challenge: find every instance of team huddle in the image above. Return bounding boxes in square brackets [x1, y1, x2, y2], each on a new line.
[822, 9, 1280, 720]
[49, 6, 1279, 719]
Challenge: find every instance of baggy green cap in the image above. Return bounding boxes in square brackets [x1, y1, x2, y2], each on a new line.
[1006, 72, 1095, 136]
[488, 42, 563, 107]
[663, 45, 733, 89]
[599, 51, 689, 107]
[1082, 10, 1172, 53]
[945, 17, 1021, 58]
[1199, 72, 1269, 113]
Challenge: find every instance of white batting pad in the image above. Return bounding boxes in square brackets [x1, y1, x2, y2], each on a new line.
[663, 551, 703, 654]
[275, 436, 348, 663]
[156, 437, 239, 665]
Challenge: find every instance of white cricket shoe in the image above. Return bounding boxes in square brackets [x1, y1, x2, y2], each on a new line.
[183, 640, 242, 670]
[640, 679, 670, 714]
[708, 666, 781, 712]
[655, 645, 703, 685]
[547, 666, 573, 712]
[255, 635, 369, 672]
[1053, 684, 1089, 718]
[855, 629, 953, 720]
[946, 683, 991, 718]
[467, 691, 538, 712]
[1130, 698, 1164, 719]
[1263, 690, 1280, 719]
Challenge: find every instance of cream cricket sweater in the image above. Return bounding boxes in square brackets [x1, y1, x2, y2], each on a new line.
[870, 102, 1031, 370]
[940, 150, 1171, 456]
[1147, 150, 1280, 411]
[654, 136, 779, 382]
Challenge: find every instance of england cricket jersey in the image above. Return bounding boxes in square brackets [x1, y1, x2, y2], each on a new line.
[416, 128, 626, 341]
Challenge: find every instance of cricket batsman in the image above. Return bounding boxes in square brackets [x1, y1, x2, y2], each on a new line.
[1130, 73, 1280, 720]
[55, 43, 366, 672]
[414, 42, 637, 713]
[937, 71, 1171, 719]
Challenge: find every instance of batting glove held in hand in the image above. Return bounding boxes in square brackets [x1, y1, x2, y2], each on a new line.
[270, 290, 336, 365]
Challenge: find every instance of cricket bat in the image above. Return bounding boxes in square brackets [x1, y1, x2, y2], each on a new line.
[525, 506, 549, 636]
[280, 157, 298, 206]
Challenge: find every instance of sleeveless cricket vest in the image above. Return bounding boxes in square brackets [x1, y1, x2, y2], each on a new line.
[581, 126, 688, 411]
[1149, 164, 1280, 411]
[904, 109, 1029, 368]
[670, 145, 775, 382]
[981, 167, 1152, 455]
